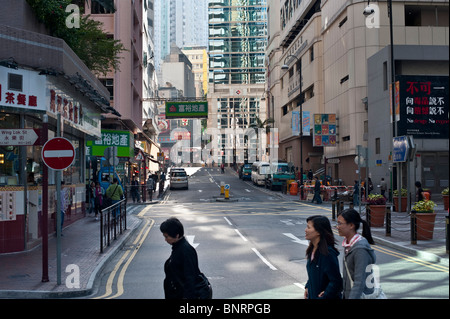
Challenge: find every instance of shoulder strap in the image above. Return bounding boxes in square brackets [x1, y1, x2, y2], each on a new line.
[344, 258, 354, 288]
[110, 184, 118, 198]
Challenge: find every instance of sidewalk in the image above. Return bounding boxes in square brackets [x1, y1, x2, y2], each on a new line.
[0, 183, 169, 299]
[280, 191, 449, 262]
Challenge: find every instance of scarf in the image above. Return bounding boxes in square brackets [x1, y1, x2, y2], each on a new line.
[342, 234, 362, 254]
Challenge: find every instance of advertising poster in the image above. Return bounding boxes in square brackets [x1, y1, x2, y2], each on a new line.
[313, 113, 337, 147]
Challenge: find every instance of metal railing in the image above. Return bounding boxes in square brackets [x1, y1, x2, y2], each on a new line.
[100, 199, 127, 253]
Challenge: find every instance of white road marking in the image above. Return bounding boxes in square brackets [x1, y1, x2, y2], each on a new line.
[283, 233, 309, 246]
[251, 248, 277, 270]
[294, 283, 305, 289]
[234, 229, 248, 242]
[224, 217, 233, 226]
[186, 235, 199, 248]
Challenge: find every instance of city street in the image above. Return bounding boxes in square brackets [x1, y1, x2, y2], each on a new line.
[88, 168, 449, 299]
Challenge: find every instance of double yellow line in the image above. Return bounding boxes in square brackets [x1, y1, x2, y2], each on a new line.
[372, 245, 448, 273]
[94, 208, 155, 299]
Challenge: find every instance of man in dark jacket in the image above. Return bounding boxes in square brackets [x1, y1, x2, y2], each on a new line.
[160, 218, 211, 299]
[311, 176, 322, 204]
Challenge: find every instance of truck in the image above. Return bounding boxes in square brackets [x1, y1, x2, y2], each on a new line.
[264, 162, 296, 190]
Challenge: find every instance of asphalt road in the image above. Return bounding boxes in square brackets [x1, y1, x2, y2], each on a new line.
[87, 167, 449, 300]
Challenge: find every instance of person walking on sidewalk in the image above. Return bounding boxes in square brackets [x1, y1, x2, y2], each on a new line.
[105, 178, 123, 218]
[130, 176, 140, 203]
[94, 182, 104, 221]
[311, 176, 322, 204]
[304, 215, 342, 299]
[337, 208, 377, 299]
[147, 174, 155, 202]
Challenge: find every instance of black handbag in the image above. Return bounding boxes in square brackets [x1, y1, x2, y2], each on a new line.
[196, 272, 213, 299]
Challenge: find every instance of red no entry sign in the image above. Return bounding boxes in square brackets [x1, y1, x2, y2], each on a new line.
[41, 137, 75, 170]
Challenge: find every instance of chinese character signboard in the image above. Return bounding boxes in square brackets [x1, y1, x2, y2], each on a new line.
[0, 68, 46, 111]
[313, 114, 337, 147]
[46, 82, 101, 139]
[86, 129, 134, 158]
[396, 75, 449, 139]
[165, 101, 208, 119]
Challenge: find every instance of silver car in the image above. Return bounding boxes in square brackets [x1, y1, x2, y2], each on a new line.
[169, 170, 189, 190]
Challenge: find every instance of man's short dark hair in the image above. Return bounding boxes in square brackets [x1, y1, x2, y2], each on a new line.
[160, 217, 184, 238]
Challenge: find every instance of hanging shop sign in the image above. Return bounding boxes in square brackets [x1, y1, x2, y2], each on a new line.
[165, 101, 208, 119]
[46, 82, 101, 139]
[0, 68, 46, 111]
[86, 129, 134, 158]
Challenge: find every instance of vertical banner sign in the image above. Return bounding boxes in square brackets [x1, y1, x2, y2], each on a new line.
[302, 111, 311, 136]
[396, 75, 449, 139]
[292, 111, 300, 136]
[313, 114, 337, 147]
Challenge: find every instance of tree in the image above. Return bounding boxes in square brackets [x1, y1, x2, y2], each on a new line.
[249, 116, 275, 161]
[26, 0, 125, 76]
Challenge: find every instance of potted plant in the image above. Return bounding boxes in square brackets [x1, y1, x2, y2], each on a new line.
[411, 200, 437, 240]
[442, 187, 449, 210]
[393, 188, 408, 212]
[366, 194, 387, 227]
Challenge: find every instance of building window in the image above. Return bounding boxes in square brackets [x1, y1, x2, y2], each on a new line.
[100, 79, 114, 100]
[310, 46, 314, 62]
[91, 0, 115, 14]
[342, 136, 350, 142]
[405, 5, 449, 27]
[340, 75, 349, 84]
[375, 138, 381, 154]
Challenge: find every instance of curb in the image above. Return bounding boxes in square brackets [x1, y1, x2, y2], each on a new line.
[0, 214, 143, 299]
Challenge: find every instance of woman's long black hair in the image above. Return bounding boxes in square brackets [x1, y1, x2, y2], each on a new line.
[306, 215, 339, 259]
[339, 208, 375, 244]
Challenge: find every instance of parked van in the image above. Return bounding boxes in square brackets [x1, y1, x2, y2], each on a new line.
[251, 162, 271, 186]
[265, 162, 295, 190]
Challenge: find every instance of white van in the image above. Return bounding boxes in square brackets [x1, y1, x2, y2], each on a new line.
[251, 162, 271, 186]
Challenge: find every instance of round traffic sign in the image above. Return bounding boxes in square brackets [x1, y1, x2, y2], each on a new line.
[41, 137, 75, 170]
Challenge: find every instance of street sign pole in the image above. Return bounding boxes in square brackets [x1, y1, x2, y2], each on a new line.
[41, 115, 49, 283]
[56, 114, 62, 286]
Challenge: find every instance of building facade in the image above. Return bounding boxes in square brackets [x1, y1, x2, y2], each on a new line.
[86, 0, 161, 186]
[267, 0, 449, 193]
[208, 0, 268, 165]
[0, 0, 112, 253]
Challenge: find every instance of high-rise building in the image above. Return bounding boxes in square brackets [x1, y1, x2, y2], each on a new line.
[207, 0, 268, 165]
[154, 0, 208, 71]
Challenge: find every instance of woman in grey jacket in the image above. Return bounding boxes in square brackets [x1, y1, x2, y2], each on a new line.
[337, 208, 376, 299]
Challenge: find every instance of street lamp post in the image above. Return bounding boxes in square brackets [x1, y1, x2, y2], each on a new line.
[282, 55, 304, 200]
[364, 0, 396, 204]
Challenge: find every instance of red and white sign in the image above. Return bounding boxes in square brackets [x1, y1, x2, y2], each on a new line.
[41, 137, 75, 170]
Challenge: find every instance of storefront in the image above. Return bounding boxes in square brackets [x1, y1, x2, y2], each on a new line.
[0, 67, 102, 253]
[86, 129, 135, 189]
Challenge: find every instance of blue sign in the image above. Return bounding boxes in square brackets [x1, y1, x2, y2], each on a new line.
[393, 136, 409, 162]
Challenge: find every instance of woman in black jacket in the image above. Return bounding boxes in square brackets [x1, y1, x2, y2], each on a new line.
[160, 217, 211, 299]
[304, 215, 342, 299]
